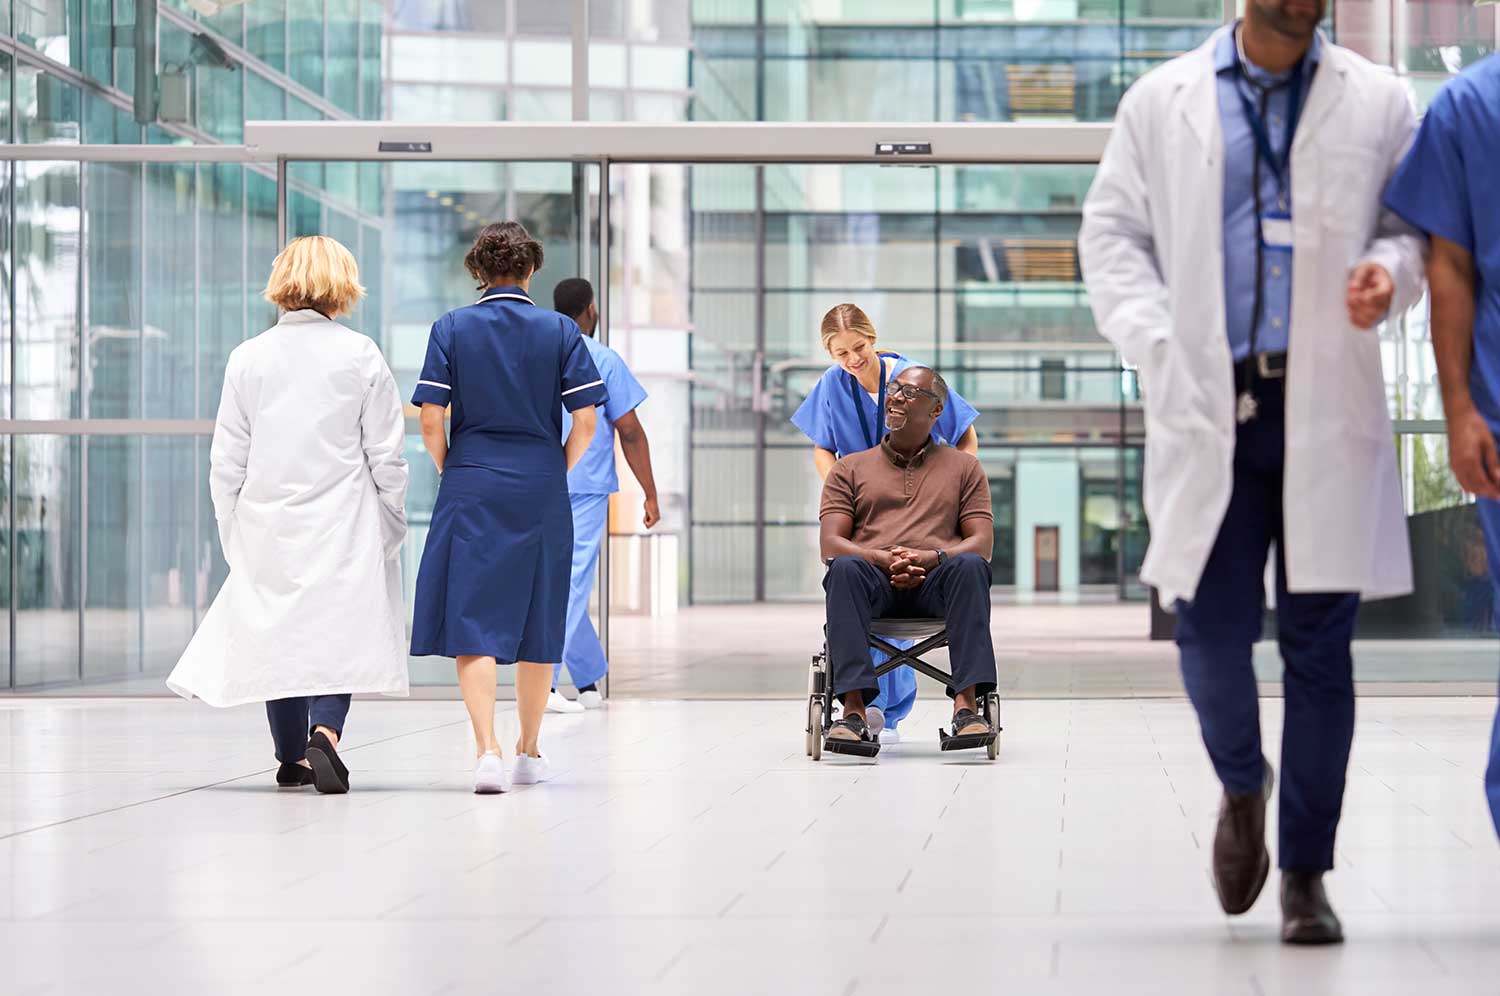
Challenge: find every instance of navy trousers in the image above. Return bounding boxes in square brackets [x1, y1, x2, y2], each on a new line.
[824, 553, 997, 705]
[1174, 380, 1360, 872]
[266, 695, 351, 764]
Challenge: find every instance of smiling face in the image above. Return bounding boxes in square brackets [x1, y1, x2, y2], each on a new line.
[885, 368, 942, 437]
[825, 329, 877, 381]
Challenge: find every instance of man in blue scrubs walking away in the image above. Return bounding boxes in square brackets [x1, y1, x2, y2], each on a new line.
[547, 278, 660, 713]
[1383, 55, 1500, 841]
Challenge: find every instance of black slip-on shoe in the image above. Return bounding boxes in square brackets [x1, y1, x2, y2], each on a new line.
[1281, 871, 1344, 945]
[305, 730, 350, 795]
[276, 762, 314, 788]
[1212, 758, 1274, 915]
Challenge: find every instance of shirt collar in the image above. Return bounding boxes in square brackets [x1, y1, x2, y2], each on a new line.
[1215, 21, 1322, 83]
[881, 434, 931, 469]
[477, 285, 532, 304]
[277, 308, 333, 325]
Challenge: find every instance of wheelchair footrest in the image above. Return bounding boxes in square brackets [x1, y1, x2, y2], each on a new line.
[938, 729, 998, 752]
[823, 736, 881, 758]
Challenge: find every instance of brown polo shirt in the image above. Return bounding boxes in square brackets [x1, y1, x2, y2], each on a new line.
[819, 438, 992, 552]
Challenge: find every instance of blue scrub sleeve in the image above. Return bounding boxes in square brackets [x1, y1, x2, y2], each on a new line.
[603, 354, 648, 423]
[561, 324, 609, 412]
[937, 384, 980, 447]
[790, 378, 838, 451]
[412, 318, 452, 407]
[1383, 90, 1474, 251]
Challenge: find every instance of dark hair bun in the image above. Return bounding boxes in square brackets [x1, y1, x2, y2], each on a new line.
[465, 220, 544, 286]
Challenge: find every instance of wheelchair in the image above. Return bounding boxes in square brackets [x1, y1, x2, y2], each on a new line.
[805, 617, 1001, 761]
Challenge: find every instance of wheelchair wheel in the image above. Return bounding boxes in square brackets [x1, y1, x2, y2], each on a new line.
[983, 692, 1001, 760]
[808, 695, 824, 761]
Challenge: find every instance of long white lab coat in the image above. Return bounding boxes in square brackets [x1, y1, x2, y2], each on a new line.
[1079, 29, 1424, 607]
[167, 310, 411, 707]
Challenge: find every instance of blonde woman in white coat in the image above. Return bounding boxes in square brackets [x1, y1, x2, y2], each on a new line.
[168, 236, 410, 794]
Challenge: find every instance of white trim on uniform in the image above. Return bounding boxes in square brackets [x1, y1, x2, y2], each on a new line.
[417, 380, 451, 390]
[562, 379, 605, 397]
[476, 293, 534, 305]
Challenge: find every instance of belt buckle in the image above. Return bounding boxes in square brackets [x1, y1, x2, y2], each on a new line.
[1256, 353, 1285, 380]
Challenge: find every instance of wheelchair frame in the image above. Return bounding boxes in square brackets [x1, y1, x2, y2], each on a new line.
[804, 619, 1001, 761]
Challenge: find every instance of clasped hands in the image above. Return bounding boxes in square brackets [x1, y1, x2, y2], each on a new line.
[869, 545, 939, 590]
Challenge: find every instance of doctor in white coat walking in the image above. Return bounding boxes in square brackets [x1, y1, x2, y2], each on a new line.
[168, 236, 410, 795]
[1080, 0, 1423, 943]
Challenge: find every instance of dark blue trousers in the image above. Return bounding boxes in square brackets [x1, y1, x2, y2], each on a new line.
[1477, 493, 1500, 839]
[266, 695, 351, 764]
[824, 553, 997, 705]
[1175, 381, 1360, 872]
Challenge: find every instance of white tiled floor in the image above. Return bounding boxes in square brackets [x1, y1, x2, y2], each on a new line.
[3, 695, 1499, 995]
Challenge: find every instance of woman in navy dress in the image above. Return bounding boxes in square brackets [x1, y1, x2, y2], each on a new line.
[411, 221, 607, 794]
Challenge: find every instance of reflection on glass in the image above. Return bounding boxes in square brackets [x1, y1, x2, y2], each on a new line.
[15, 435, 80, 687]
[16, 161, 80, 420]
[145, 437, 197, 674]
[84, 435, 140, 680]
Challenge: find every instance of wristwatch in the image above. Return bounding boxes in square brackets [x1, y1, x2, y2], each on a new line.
[935, 549, 948, 566]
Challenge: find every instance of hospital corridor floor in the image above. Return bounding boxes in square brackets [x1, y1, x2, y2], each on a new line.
[3, 696, 1499, 995]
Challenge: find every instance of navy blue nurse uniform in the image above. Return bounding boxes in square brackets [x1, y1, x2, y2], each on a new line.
[410, 287, 609, 663]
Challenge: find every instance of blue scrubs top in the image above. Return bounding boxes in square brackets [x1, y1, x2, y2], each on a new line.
[561, 335, 649, 496]
[412, 287, 610, 467]
[1383, 56, 1500, 434]
[790, 352, 980, 458]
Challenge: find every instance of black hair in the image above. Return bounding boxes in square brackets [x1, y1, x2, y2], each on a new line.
[903, 366, 949, 408]
[464, 220, 544, 288]
[553, 277, 595, 321]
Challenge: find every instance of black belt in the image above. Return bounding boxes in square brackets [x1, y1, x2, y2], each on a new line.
[1234, 351, 1287, 381]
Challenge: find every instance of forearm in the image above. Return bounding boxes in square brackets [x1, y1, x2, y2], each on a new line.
[819, 532, 881, 564]
[419, 406, 448, 473]
[1430, 249, 1479, 419]
[619, 432, 658, 500]
[564, 410, 597, 472]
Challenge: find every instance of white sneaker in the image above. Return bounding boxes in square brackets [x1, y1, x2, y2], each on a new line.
[547, 691, 585, 714]
[513, 752, 552, 785]
[474, 752, 510, 794]
[879, 727, 902, 745]
[577, 690, 603, 709]
[865, 706, 886, 737]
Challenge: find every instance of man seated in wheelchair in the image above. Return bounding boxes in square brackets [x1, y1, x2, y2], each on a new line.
[819, 365, 997, 753]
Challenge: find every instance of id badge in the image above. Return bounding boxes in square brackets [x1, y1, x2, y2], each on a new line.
[1260, 211, 1294, 251]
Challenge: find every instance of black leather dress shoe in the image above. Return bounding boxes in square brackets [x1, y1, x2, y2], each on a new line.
[305, 730, 350, 795]
[276, 762, 314, 787]
[1281, 871, 1344, 945]
[1212, 758, 1274, 915]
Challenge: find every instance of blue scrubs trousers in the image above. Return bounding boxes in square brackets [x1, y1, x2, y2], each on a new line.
[1174, 380, 1360, 872]
[870, 644, 918, 728]
[1477, 494, 1500, 839]
[557, 492, 611, 689]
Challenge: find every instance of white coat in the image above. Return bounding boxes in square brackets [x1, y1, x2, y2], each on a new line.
[167, 310, 411, 707]
[1079, 28, 1424, 608]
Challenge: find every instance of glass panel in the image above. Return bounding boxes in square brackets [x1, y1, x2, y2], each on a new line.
[245, 0, 288, 73]
[15, 434, 81, 688]
[84, 434, 139, 681]
[16, 160, 81, 420]
[326, 0, 361, 115]
[17, 65, 81, 142]
[85, 162, 142, 420]
[145, 163, 196, 420]
[144, 435, 196, 674]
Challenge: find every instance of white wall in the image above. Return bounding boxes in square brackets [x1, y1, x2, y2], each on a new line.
[1014, 451, 1079, 593]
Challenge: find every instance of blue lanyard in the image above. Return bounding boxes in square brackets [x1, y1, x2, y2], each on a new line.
[849, 355, 890, 452]
[1233, 46, 1310, 193]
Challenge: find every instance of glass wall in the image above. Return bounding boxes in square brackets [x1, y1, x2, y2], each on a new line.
[0, 0, 380, 688]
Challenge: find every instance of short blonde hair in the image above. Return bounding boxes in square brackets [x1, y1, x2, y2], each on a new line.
[262, 235, 365, 317]
[820, 303, 877, 353]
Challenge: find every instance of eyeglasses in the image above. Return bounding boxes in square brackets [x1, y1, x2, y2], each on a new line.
[889, 383, 940, 403]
